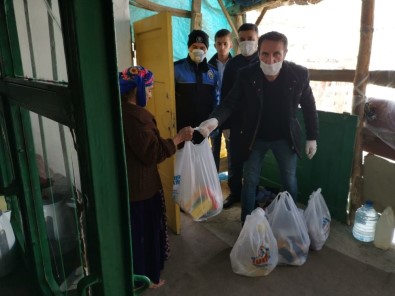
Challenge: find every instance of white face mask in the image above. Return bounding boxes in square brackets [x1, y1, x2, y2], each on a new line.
[239, 40, 258, 57]
[260, 60, 283, 76]
[189, 49, 206, 63]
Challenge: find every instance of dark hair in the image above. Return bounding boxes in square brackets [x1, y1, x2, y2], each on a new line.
[258, 31, 288, 51]
[215, 29, 231, 40]
[238, 23, 259, 34]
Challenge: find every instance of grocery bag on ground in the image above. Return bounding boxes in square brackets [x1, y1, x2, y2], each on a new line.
[265, 191, 310, 266]
[173, 139, 223, 221]
[303, 188, 331, 251]
[230, 208, 278, 276]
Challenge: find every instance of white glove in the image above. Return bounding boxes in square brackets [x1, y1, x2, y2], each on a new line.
[305, 140, 317, 159]
[198, 118, 218, 138]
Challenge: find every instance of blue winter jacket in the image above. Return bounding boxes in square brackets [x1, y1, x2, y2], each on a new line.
[174, 56, 218, 130]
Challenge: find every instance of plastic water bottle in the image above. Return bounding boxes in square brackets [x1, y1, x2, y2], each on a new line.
[352, 200, 379, 242]
[374, 206, 395, 250]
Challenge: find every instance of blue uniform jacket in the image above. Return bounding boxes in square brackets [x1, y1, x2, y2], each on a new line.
[174, 56, 218, 130]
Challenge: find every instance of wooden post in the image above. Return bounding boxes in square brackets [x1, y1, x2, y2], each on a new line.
[191, 0, 202, 30]
[217, 0, 238, 35]
[232, 14, 244, 54]
[131, 0, 191, 18]
[255, 7, 268, 26]
[349, 0, 375, 224]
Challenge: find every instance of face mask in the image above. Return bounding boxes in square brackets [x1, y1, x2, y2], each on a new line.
[239, 40, 258, 56]
[260, 60, 283, 76]
[189, 49, 206, 63]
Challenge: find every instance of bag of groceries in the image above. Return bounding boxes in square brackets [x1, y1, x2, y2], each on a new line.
[303, 188, 331, 251]
[265, 191, 310, 266]
[173, 139, 223, 221]
[230, 208, 278, 276]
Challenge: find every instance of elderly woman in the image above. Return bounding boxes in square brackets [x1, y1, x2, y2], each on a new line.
[119, 66, 193, 288]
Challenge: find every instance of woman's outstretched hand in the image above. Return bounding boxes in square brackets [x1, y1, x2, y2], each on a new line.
[173, 126, 194, 146]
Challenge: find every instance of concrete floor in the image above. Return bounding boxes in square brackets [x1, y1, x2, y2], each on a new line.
[146, 180, 395, 296]
[2, 175, 395, 296]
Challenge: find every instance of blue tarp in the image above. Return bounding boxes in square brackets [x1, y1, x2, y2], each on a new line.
[129, 0, 234, 62]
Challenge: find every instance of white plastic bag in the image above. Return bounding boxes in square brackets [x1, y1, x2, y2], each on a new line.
[303, 188, 331, 251]
[265, 191, 310, 266]
[173, 139, 223, 221]
[230, 208, 278, 277]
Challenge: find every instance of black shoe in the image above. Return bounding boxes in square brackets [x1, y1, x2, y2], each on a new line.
[223, 195, 240, 209]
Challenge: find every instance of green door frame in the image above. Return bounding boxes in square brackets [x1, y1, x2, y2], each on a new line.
[0, 0, 145, 295]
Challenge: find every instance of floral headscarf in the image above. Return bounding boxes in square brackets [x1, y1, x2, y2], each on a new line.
[119, 65, 154, 107]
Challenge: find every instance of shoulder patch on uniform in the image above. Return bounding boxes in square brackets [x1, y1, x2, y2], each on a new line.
[208, 69, 214, 80]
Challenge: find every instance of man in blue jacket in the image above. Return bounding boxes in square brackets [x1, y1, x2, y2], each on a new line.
[199, 31, 319, 223]
[174, 30, 218, 137]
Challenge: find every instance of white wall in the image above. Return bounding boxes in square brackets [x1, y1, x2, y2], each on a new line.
[113, 0, 132, 70]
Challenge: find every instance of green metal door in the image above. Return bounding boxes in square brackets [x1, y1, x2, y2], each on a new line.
[260, 110, 358, 222]
[0, 0, 148, 295]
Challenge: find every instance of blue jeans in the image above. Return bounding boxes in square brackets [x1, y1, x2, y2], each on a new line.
[241, 138, 298, 222]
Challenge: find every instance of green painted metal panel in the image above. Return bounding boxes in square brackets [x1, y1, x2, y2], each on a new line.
[8, 104, 54, 295]
[0, 0, 22, 77]
[59, 0, 134, 294]
[260, 110, 358, 222]
[1, 79, 73, 127]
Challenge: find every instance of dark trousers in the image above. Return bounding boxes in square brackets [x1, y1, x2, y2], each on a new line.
[210, 129, 230, 172]
[227, 132, 243, 198]
[210, 129, 222, 172]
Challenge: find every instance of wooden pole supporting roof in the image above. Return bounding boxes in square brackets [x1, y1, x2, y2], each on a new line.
[255, 6, 269, 25]
[191, 0, 202, 30]
[129, 0, 191, 18]
[217, 0, 239, 36]
[349, 0, 375, 224]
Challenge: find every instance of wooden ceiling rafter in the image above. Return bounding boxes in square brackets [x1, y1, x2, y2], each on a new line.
[255, 6, 269, 25]
[129, 0, 191, 18]
[128, 1, 323, 19]
[217, 0, 239, 36]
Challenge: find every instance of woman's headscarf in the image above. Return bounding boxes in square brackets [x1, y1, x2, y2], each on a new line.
[119, 65, 154, 107]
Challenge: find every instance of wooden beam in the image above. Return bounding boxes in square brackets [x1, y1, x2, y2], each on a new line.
[369, 71, 395, 88]
[309, 69, 354, 82]
[349, 0, 375, 223]
[308, 69, 395, 88]
[191, 0, 202, 30]
[230, 0, 287, 14]
[217, 0, 238, 36]
[232, 14, 244, 54]
[255, 6, 269, 26]
[129, 0, 191, 18]
[235, 14, 244, 29]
